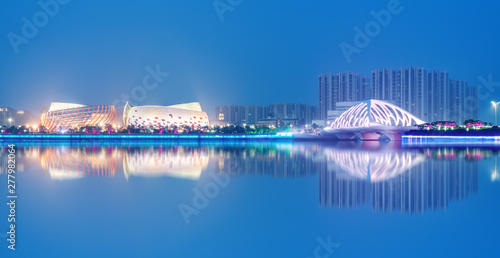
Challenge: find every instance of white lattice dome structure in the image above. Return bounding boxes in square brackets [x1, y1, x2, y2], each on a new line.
[330, 99, 425, 129]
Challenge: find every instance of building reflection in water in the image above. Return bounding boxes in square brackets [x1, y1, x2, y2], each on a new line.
[214, 143, 322, 177]
[40, 146, 118, 180]
[320, 144, 484, 214]
[123, 146, 208, 180]
[2, 141, 495, 214]
[0, 145, 41, 174]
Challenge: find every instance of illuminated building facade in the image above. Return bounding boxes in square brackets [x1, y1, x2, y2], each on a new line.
[40, 102, 117, 132]
[123, 102, 209, 128]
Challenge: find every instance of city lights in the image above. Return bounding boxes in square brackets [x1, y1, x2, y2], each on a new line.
[0, 134, 294, 140]
[492, 101, 500, 126]
[403, 135, 500, 145]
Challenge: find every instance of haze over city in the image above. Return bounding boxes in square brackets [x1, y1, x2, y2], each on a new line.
[1, 0, 500, 121]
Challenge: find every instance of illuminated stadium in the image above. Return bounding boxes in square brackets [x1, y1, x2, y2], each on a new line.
[40, 102, 117, 132]
[123, 102, 209, 128]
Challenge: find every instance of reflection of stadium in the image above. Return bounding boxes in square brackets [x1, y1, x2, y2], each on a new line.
[40, 147, 118, 179]
[320, 149, 479, 214]
[123, 102, 209, 128]
[40, 102, 117, 132]
[123, 146, 209, 180]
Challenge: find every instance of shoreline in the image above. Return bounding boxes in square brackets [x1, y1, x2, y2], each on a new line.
[0, 134, 296, 140]
[1, 133, 500, 145]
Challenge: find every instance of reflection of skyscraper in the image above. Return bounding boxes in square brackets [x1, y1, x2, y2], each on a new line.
[371, 158, 478, 214]
[320, 148, 479, 214]
[319, 169, 370, 209]
[215, 144, 321, 177]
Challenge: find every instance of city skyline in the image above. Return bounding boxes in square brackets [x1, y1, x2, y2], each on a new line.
[2, 2, 500, 257]
[2, 1, 500, 124]
[0, 64, 488, 127]
[215, 102, 317, 126]
[318, 66, 478, 124]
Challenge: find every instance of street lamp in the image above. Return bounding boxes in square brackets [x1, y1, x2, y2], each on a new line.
[7, 118, 12, 127]
[492, 101, 500, 126]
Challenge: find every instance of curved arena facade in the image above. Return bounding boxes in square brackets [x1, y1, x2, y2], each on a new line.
[40, 102, 117, 132]
[123, 102, 209, 128]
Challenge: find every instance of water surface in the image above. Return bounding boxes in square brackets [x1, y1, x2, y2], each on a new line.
[0, 141, 499, 257]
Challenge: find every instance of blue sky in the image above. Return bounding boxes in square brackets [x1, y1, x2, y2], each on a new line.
[1, 0, 500, 120]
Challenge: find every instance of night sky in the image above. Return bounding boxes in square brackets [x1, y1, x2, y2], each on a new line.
[1, 0, 500, 121]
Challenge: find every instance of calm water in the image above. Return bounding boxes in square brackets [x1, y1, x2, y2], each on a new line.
[0, 140, 499, 258]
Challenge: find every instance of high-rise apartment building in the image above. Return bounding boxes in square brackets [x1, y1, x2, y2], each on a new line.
[0, 107, 37, 127]
[243, 105, 268, 126]
[320, 67, 478, 124]
[216, 103, 317, 126]
[318, 72, 370, 120]
[370, 66, 478, 124]
[215, 105, 246, 125]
